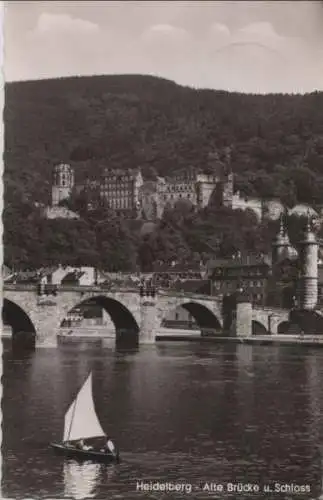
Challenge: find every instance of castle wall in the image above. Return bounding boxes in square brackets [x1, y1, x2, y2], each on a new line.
[52, 187, 72, 206]
[196, 173, 220, 207]
[231, 193, 263, 220]
[44, 206, 80, 220]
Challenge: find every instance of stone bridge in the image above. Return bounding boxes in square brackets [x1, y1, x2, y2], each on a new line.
[252, 306, 290, 335]
[3, 284, 293, 348]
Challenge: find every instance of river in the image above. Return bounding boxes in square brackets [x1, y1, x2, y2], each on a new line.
[2, 340, 323, 499]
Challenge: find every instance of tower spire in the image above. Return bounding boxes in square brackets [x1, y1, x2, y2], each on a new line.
[305, 209, 313, 234]
[278, 210, 288, 238]
[279, 212, 285, 236]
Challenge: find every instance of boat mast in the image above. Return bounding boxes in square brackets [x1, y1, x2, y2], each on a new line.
[66, 398, 78, 442]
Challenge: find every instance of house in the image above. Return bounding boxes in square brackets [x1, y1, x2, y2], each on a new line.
[207, 254, 272, 306]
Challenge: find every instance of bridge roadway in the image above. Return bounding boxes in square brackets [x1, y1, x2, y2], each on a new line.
[3, 283, 290, 348]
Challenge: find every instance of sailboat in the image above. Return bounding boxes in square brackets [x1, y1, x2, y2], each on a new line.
[50, 372, 119, 463]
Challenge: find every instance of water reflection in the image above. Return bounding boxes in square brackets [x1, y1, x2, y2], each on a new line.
[63, 460, 105, 499]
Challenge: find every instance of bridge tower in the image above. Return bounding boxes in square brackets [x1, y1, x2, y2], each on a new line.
[271, 213, 292, 265]
[298, 214, 318, 310]
[52, 163, 74, 207]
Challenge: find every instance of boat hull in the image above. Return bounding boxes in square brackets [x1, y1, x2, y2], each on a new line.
[50, 443, 119, 463]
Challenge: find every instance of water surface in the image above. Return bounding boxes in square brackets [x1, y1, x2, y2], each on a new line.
[2, 341, 323, 499]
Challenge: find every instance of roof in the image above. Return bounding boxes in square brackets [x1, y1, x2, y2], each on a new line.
[207, 254, 271, 270]
[153, 263, 202, 273]
[6, 270, 41, 283]
[3, 265, 13, 279]
[172, 279, 211, 294]
[61, 270, 85, 283]
[289, 204, 318, 217]
[102, 167, 141, 179]
[38, 266, 59, 276]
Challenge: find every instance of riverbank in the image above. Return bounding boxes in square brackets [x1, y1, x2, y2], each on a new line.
[155, 334, 323, 347]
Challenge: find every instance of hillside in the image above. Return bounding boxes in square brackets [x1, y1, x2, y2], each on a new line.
[3, 74, 323, 271]
[4, 74, 323, 206]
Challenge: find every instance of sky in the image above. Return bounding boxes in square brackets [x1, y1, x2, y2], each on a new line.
[3, 1, 323, 93]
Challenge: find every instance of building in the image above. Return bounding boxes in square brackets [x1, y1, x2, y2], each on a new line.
[155, 169, 198, 212]
[52, 163, 75, 206]
[46, 161, 323, 224]
[44, 205, 80, 220]
[208, 254, 271, 306]
[44, 163, 79, 219]
[100, 167, 143, 217]
[207, 213, 320, 311]
[149, 156, 234, 220]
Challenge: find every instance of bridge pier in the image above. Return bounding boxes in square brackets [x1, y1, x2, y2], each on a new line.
[139, 297, 157, 344]
[231, 296, 253, 337]
[31, 302, 60, 348]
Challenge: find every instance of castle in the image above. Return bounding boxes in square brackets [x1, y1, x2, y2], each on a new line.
[45, 160, 321, 223]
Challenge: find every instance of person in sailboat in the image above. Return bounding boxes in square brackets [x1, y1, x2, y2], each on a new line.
[101, 437, 117, 456]
[76, 439, 93, 451]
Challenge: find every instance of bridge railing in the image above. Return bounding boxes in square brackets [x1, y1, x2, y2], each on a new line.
[3, 283, 143, 294]
[253, 305, 290, 314]
[157, 289, 219, 301]
[3, 283, 37, 291]
[4, 283, 219, 299]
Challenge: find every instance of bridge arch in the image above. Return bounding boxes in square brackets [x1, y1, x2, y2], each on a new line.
[252, 320, 268, 336]
[160, 301, 222, 335]
[60, 295, 140, 345]
[2, 298, 36, 350]
[277, 321, 301, 335]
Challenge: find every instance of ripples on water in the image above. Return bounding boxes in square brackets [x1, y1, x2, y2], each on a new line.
[2, 341, 323, 499]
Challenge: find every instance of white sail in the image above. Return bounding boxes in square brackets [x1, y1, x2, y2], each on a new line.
[63, 372, 106, 442]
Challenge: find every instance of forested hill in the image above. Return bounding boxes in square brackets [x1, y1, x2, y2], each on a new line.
[4, 74, 323, 207]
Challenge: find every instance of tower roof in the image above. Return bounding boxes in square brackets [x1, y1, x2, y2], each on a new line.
[272, 213, 299, 260]
[54, 163, 73, 172]
[272, 214, 290, 247]
[300, 211, 318, 244]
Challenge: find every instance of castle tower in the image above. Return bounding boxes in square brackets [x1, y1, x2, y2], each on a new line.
[298, 214, 318, 310]
[52, 164, 74, 207]
[219, 146, 234, 208]
[221, 171, 234, 208]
